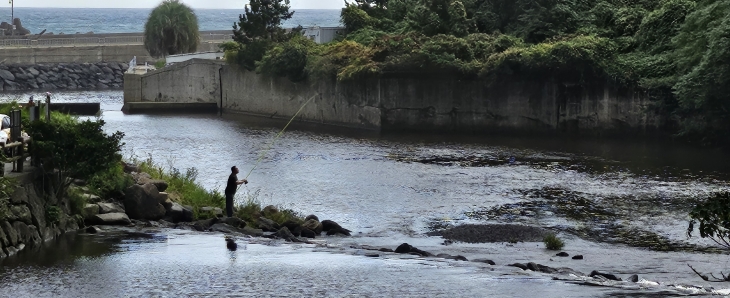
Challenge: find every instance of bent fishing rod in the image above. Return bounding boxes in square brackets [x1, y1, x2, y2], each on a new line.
[237, 92, 318, 191]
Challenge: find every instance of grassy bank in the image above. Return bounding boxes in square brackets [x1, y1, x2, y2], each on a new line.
[134, 156, 302, 225]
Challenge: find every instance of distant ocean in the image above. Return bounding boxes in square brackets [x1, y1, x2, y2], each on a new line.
[0, 7, 341, 34]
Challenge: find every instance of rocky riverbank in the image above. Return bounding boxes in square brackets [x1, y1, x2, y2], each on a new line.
[0, 171, 81, 258]
[0, 62, 128, 92]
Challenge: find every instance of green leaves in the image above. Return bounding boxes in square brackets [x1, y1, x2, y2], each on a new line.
[688, 192, 730, 248]
[27, 118, 125, 197]
[143, 0, 200, 58]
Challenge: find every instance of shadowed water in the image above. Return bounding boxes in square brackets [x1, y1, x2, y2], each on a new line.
[1, 91, 729, 297]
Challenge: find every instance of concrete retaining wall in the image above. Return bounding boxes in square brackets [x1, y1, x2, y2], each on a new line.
[0, 41, 224, 64]
[125, 59, 662, 135]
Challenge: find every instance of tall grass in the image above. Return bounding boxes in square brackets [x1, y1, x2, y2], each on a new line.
[235, 189, 303, 228]
[135, 155, 224, 211]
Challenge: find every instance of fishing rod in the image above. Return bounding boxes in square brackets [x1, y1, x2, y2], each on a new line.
[237, 92, 318, 191]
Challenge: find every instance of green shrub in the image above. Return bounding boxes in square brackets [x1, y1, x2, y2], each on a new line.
[88, 163, 133, 199]
[154, 59, 166, 69]
[45, 205, 61, 225]
[234, 190, 303, 228]
[543, 233, 565, 250]
[0, 177, 17, 221]
[137, 156, 224, 210]
[67, 188, 87, 216]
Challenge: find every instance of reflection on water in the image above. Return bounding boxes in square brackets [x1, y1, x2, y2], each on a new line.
[1, 90, 729, 296]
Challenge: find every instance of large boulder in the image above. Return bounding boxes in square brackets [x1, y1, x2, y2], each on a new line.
[165, 202, 193, 223]
[10, 205, 33, 224]
[97, 202, 124, 214]
[302, 219, 323, 234]
[90, 213, 131, 225]
[1, 221, 18, 247]
[0, 69, 15, 81]
[124, 183, 166, 220]
[322, 220, 351, 236]
[257, 217, 279, 232]
[83, 204, 100, 220]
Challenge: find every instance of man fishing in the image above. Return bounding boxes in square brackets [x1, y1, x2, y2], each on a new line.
[225, 166, 248, 217]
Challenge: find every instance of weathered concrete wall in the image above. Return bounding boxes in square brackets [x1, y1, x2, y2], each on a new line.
[126, 59, 662, 135]
[0, 41, 224, 64]
[139, 59, 224, 104]
[123, 72, 142, 102]
[220, 66, 381, 129]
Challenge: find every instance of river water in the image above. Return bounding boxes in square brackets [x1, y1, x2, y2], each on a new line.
[1, 90, 730, 297]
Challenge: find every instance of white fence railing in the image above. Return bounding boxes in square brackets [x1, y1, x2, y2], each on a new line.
[0, 34, 231, 48]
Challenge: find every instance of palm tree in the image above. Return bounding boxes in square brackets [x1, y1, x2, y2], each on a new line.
[144, 0, 200, 58]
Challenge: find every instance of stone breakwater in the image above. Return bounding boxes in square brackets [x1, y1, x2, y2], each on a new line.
[0, 62, 129, 91]
[0, 174, 80, 258]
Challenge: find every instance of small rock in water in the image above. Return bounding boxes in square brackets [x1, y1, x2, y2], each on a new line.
[556, 252, 569, 257]
[628, 274, 639, 282]
[590, 270, 622, 281]
[572, 255, 583, 260]
[365, 253, 379, 258]
[473, 259, 496, 265]
[442, 239, 454, 246]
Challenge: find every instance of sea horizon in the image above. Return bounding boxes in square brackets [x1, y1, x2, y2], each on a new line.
[0, 8, 342, 34]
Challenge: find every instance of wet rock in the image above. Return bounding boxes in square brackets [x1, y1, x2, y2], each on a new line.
[165, 203, 192, 223]
[365, 253, 379, 257]
[394, 243, 432, 257]
[219, 217, 245, 228]
[302, 219, 323, 234]
[281, 219, 301, 231]
[124, 183, 166, 220]
[241, 227, 264, 237]
[86, 226, 102, 234]
[5, 245, 18, 257]
[473, 259, 496, 265]
[274, 226, 300, 242]
[199, 207, 223, 218]
[322, 220, 351, 236]
[305, 214, 319, 221]
[257, 217, 279, 232]
[628, 274, 639, 282]
[300, 227, 316, 238]
[379, 248, 394, 253]
[262, 205, 279, 215]
[590, 270, 622, 281]
[97, 202, 124, 214]
[572, 255, 583, 260]
[437, 254, 468, 261]
[83, 204, 100, 219]
[210, 223, 243, 234]
[90, 213, 131, 225]
[442, 239, 454, 246]
[556, 252, 569, 257]
[0, 226, 8, 247]
[509, 263, 529, 270]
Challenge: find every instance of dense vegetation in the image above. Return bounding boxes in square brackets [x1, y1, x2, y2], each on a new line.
[224, 0, 730, 145]
[144, 0, 200, 58]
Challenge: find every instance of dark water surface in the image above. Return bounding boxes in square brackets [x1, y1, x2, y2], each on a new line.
[1, 91, 729, 297]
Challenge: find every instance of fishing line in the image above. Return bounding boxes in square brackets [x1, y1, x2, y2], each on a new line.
[237, 92, 318, 191]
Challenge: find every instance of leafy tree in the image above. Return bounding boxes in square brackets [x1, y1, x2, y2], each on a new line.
[233, 0, 294, 43]
[229, 0, 296, 70]
[143, 0, 200, 58]
[28, 118, 125, 198]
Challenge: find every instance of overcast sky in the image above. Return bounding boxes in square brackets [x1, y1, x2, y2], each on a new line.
[4, 0, 345, 9]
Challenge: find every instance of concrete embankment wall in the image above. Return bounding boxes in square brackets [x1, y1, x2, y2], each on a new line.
[125, 59, 662, 135]
[0, 42, 223, 65]
[0, 169, 80, 258]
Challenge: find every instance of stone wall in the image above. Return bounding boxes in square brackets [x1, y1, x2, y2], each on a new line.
[125, 59, 664, 136]
[0, 62, 128, 91]
[0, 171, 80, 258]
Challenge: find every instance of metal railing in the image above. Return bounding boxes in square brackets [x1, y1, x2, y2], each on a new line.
[0, 34, 231, 48]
